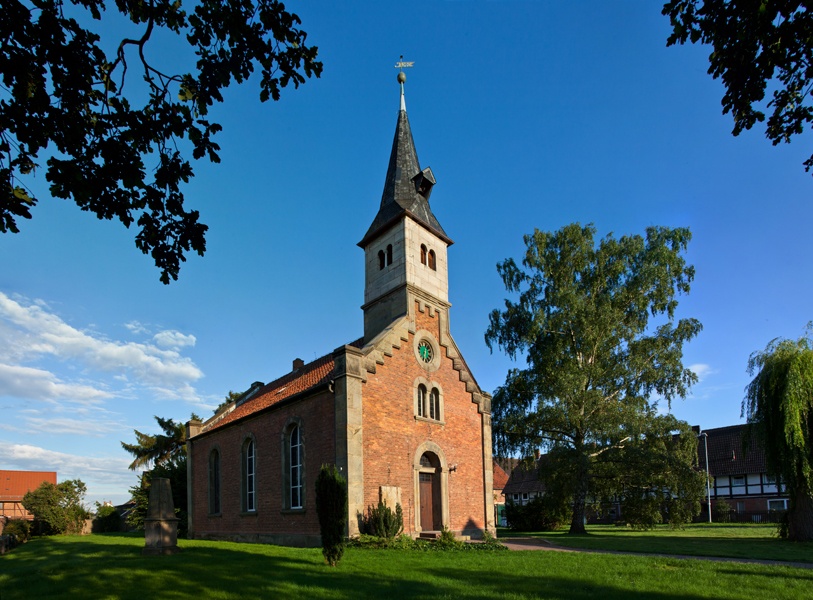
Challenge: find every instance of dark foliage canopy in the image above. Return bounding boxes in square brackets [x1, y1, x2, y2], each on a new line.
[664, 1, 813, 180]
[1, 0, 321, 282]
[121, 414, 192, 470]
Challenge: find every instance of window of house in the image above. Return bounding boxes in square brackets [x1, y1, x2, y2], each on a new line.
[386, 244, 393, 266]
[282, 420, 305, 511]
[767, 499, 787, 511]
[420, 244, 427, 265]
[290, 425, 303, 510]
[415, 379, 442, 422]
[428, 249, 436, 271]
[417, 384, 427, 418]
[209, 448, 221, 514]
[736, 501, 745, 514]
[429, 387, 440, 420]
[731, 475, 746, 496]
[242, 438, 256, 512]
[378, 250, 385, 270]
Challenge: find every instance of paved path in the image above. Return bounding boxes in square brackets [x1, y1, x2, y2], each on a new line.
[497, 536, 813, 569]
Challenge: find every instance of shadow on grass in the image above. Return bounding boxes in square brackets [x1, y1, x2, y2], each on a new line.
[3, 534, 811, 600]
[497, 526, 813, 563]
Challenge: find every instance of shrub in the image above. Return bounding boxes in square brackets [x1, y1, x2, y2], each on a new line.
[505, 495, 568, 531]
[22, 479, 89, 535]
[92, 503, 122, 533]
[713, 498, 732, 523]
[435, 527, 462, 549]
[360, 500, 404, 538]
[315, 464, 347, 567]
[3, 519, 31, 542]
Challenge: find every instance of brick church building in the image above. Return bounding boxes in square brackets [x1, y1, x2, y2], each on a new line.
[186, 76, 495, 546]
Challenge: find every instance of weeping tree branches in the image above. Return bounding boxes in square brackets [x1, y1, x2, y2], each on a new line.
[744, 328, 813, 541]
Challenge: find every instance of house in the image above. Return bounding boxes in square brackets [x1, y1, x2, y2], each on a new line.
[185, 75, 495, 546]
[492, 460, 511, 527]
[500, 423, 789, 525]
[696, 424, 788, 520]
[0, 470, 57, 522]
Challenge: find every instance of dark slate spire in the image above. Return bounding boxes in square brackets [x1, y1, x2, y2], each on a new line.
[358, 75, 452, 248]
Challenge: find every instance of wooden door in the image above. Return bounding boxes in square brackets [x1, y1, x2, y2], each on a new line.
[420, 472, 434, 530]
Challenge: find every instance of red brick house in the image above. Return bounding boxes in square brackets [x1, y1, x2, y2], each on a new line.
[185, 79, 495, 546]
[0, 470, 57, 522]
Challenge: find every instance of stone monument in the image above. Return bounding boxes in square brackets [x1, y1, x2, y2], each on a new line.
[142, 477, 180, 555]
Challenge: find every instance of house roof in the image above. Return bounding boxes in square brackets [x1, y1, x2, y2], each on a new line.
[199, 340, 364, 436]
[697, 424, 767, 477]
[492, 460, 510, 491]
[502, 460, 547, 496]
[0, 470, 57, 501]
[358, 97, 451, 248]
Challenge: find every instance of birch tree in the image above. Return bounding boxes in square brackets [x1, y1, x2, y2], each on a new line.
[486, 223, 703, 533]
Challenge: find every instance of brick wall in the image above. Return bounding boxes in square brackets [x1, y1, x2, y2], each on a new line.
[190, 390, 336, 545]
[361, 302, 486, 535]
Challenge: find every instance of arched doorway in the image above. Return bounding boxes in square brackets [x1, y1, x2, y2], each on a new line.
[419, 452, 441, 531]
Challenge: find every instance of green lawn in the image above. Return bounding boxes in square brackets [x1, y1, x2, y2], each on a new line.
[498, 523, 813, 564]
[1, 533, 812, 599]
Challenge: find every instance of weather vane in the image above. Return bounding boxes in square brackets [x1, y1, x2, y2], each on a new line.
[395, 55, 414, 72]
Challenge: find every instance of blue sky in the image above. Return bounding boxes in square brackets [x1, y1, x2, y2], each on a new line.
[2, 1, 811, 507]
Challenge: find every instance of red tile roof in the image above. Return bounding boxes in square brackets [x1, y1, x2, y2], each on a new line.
[492, 461, 510, 491]
[201, 340, 363, 435]
[0, 471, 57, 501]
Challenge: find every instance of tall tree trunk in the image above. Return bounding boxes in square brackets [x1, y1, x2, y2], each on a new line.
[569, 455, 589, 534]
[787, 488, 813, 542]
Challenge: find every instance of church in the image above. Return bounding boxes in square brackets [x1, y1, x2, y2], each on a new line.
[186, 73, 495, 546]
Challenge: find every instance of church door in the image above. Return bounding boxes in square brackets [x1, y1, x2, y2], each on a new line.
[419, 472, 434, 530]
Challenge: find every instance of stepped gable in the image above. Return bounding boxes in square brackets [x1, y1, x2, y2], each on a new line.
[699, 424, 766, 476]
[203, 339, 363, 434]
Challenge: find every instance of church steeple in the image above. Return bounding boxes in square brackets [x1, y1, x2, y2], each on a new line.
[358, 75, 451, 249]
[360, 69, 453, 343]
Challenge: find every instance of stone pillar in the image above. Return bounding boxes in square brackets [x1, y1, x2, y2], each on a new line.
[333, 344, 365, 537]
[185, 419, 202, 538]
[143, 478, 180, 555]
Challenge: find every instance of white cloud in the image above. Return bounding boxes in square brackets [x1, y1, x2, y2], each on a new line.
[23, 416, 126, 437]
[689, 363, 716, 382]
[0, 363, 110, 405]
[124, 321, 148, 335]
[0, 292, 203, 395]
[153, 330, 196, 349]
[0, 441, 137, 505]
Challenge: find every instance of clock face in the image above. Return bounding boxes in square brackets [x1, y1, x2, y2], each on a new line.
[418, 340, 433, 363]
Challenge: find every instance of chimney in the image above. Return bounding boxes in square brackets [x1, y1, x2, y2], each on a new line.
[293, 358, 305, 371]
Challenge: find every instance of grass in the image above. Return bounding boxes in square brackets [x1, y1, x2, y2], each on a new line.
[498, 523, 813, 563]
[0, 532, 811, 599]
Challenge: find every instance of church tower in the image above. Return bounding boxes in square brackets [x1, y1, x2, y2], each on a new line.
[358, 72, 453, 343]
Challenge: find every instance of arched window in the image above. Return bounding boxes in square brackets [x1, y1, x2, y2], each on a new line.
[282, 419, 305, 511]
[209, 448, 221, 514]
[420, 244, 427, 265]
[378, 250, 385, 270]
[386, 244, 393, 266]
[417, 384, 427, 418]
[428, 249, 436, 271]
[242, 438, 256, 513]
[290, 425, 303, 509]
[429, 387, 440, 420]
